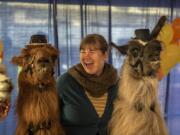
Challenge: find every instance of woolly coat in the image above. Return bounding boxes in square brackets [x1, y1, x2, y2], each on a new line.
[57, 73, 118, 135]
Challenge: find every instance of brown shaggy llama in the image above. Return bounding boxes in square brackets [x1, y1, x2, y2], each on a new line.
[109, 17, 168, 135]
[12, 44, 64, 135]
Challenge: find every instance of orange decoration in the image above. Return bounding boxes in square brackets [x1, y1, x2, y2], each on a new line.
[172, 18, 180, 45]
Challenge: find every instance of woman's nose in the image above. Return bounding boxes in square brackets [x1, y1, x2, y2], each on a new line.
[84, 51, 91, 56]
[81, 50, 91, 56]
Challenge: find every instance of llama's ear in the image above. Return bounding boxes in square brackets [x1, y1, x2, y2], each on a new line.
[146, 40, 163, 52]
[11, 55, 32, 67]
[11, 47, 32, 66]
[150, 16, 167, 39]
[44, 45, 59, 63]
[110, 42, 128, 55]
[11, 56, 24, 66]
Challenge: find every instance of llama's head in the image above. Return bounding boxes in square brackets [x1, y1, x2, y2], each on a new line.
[11, 44, 59, 84]
[127, 40, 162, 78]
[111, 16, 166, 79]
[111, 39, 162, 78]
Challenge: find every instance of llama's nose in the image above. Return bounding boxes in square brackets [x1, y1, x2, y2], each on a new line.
[153, 56, 160, 61]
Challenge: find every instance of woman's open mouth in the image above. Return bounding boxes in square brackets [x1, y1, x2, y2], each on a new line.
[84, 61, 94, 69]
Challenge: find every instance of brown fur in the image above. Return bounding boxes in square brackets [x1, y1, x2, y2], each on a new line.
[109, 41, 168, 135]
[12, 44, 64, 135]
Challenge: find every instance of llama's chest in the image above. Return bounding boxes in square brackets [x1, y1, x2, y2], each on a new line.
[20, 90, 59, 122]
[119, 77, 158, 109]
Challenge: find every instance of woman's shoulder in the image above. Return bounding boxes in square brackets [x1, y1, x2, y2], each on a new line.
[57, 72, 85, 98]
[57, 72, 76, 85]
[56, 72, 81, 92]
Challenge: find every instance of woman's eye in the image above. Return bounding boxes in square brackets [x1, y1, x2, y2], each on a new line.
[89, 50, 96, 54]
[80, 50, 85, 53]
[80, 49, 97, 54]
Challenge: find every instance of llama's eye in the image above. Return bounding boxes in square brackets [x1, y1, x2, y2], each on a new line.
[37, 59, 43, 63]
[43, 59, 50, 63]
[37, 59, 50, 63]
[131, 48, 139, 57]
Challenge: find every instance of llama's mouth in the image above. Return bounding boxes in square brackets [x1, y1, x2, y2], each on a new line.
[148, 60, 160, 71]
[140, 60, 160, 77]
[130, 59, 161, 78]
[35, 67, 53, 83]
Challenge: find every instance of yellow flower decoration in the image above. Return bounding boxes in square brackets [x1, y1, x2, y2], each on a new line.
[157, 22, 180, 80]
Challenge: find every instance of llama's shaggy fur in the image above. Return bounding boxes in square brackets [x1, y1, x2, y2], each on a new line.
[12, 44, 64, 135]
[109, 40, 168, 135]
[0, 64, 13, 119]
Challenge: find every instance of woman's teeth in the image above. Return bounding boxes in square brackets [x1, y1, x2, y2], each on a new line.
[84, 62, 93, 66]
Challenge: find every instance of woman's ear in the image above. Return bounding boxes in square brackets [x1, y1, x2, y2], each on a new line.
[104, 51, 109, 62]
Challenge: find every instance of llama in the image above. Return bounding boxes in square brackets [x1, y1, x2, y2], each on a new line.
[109, 16, 168, 135]
[12, 43, 64, 135]
[109, 40, 168, 135]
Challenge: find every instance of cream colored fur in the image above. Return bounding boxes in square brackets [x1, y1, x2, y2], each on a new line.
[109, 58, 168, 135]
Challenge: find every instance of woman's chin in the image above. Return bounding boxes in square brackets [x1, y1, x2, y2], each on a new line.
[85, 70, 95, 75]
[84, 69, 99, 76]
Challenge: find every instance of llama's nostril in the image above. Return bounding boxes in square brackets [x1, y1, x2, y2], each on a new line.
[148, 70, 155, 76]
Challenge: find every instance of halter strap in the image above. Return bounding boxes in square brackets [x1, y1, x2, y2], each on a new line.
[27, 120, 52, 135]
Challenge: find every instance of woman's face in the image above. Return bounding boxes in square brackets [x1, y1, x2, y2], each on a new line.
[80, 45, 108, 76]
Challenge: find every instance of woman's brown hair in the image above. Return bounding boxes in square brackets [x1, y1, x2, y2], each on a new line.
[80, 34, 109, 54]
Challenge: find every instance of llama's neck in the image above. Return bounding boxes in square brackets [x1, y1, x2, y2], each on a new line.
[119, 58, 159, 108]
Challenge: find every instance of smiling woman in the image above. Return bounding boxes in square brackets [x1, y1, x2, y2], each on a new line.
[57, 33, 119, 135]
[79, 34, 108, 76]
